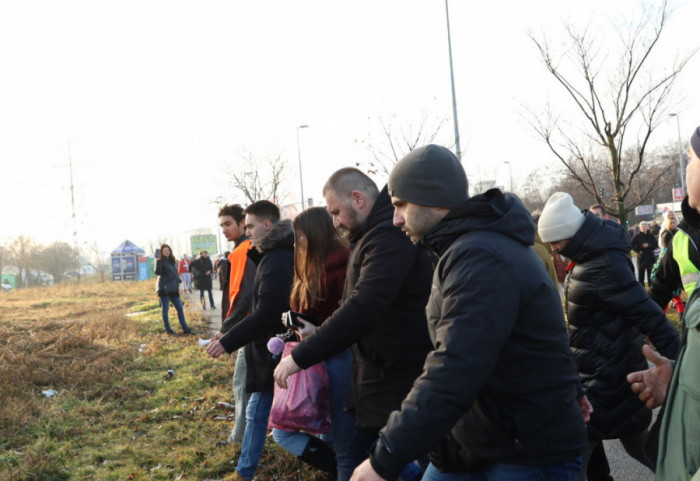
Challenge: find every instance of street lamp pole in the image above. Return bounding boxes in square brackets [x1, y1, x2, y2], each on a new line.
[670, 113, 686, 196]
[503, 161, 512, 192]
[444, 0, 462, 160]
[297, 124, 309, 210]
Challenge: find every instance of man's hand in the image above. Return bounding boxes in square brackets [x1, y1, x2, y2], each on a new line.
[273, 355, 302, 389]
[214, 331, 223, 340]
[626, 344, 673, 409]
[578, 395, 593, 423]
[206, 340, 228, 359]
[350, 459, 386, 481]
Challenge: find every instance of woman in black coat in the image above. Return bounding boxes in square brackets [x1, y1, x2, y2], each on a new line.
[190, 250, 215, 309]
[154, 244, 191, 335]
[555, 212, 680, 479]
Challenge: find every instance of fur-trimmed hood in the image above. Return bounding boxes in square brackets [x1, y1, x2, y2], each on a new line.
[254, 219, 294, 254]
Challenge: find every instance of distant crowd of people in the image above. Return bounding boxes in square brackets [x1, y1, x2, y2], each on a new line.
[150, 127, 700, 481]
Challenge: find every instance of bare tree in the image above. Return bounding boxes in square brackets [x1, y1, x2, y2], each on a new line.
[355, 111, 451, 176]
[36, 242, 78, 284]
[149, 237, 171, 256]
[527, 0, 696, 225]
[9, 235, 39, 287]
[86, 241, 110, 282]
[226, 150, 290, 205]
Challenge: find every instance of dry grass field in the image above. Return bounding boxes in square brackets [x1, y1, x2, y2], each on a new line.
[0, 280, 316, 481]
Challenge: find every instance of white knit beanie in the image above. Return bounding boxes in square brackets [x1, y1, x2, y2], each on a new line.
[538, 192, 586, 243]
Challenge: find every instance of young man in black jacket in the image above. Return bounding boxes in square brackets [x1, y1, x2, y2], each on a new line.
[274, 167, 433, 481]
[352, 145, 587, 481]
[206, 200, 294, 481]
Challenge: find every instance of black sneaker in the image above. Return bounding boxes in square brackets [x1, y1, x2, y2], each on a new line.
[165, 330, 175, 335]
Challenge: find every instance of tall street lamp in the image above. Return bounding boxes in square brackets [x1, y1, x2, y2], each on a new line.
[444, 0, 462, 160]
[669, 113, 686, 196]
[503, 161, 513, 192]
[297, 124, 309, 210]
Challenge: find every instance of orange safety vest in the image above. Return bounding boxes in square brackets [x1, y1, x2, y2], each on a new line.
[226, 239, 253, 318]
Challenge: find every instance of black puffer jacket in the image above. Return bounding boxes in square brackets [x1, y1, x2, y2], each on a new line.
[291, 186, 433, 428]
[370, 190, 585, 480]
[219, 220, 294, 393]
[560, 213, 680, 439]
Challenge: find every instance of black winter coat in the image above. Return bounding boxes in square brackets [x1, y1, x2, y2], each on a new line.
[191, 257, 213, 291]
[219, 220, 294, 393]
[560, 213, 680, 439]
[630, 231, 657, 268]
[291, 186, 433, 428]
[370, 190, 586, 480]
[155, 259, 180, 297]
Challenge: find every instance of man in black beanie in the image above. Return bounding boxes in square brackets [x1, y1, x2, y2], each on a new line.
[351, 144, 587, 481]
[629, 125, 700, 480]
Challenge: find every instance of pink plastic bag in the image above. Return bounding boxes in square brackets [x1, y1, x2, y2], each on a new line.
[268, 342, 332, 434]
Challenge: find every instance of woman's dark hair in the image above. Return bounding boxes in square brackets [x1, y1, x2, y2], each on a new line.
[160, 243, 176, 264]
[291, 207, 344, 311]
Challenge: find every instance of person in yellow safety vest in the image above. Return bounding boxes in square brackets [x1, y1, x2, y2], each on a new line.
[215, 204, 257, 448]
[628, 125, 700, 481]
[649, 181, 700, 308]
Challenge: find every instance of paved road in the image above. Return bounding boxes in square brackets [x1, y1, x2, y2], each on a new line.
[182, 287, 224, 335]
[600, 407, 658, 481]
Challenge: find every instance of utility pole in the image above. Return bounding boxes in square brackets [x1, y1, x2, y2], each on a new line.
[68, 144, 81, 282]
[445, 0, 462, 160]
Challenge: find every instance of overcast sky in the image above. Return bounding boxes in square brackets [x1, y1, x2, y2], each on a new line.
[1, 0, 698, 256]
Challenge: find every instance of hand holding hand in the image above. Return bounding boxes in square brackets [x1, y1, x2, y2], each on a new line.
[627, 344, 673, 409]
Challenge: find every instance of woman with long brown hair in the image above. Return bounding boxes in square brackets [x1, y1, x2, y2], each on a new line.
[154, 243, 192, 335]
[272, 207, 352, 479]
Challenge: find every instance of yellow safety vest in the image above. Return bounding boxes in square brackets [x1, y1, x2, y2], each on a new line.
[672, 228, 700, 297]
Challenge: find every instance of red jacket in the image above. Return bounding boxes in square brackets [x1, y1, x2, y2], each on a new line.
[177, 258, 190, 275]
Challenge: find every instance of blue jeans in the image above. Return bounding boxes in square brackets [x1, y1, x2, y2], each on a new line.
[236, 391, 273, 480]
[331, 409, 422, 481]
[199, 289, 215, 308]
[227, 347, 250, 444]
[272, 350, 354, 477]
[160, 295, 189, 333]
[421, 459, 581, 481]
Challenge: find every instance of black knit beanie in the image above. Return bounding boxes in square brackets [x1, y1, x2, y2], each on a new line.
[388, 145, 468, 208]
[691, 126, 700, 158]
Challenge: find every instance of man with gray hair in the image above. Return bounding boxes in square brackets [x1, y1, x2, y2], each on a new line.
[351, 145, 587, 481]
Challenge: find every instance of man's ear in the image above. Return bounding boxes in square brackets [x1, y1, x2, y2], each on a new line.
[351, 190, 365, 210]
[263, 218, 273, 230]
